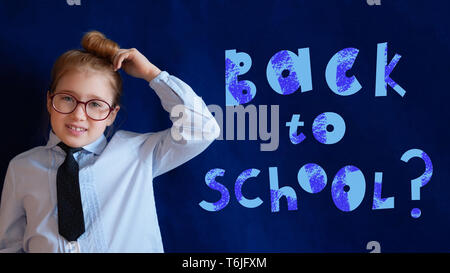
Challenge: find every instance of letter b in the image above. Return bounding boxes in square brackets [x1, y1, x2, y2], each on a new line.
[225, 50, 256, 106]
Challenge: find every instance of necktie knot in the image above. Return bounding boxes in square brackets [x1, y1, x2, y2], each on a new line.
[58, 142, 83, 155]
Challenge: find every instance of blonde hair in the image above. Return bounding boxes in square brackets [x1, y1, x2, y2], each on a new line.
[49, 30, 122, 106]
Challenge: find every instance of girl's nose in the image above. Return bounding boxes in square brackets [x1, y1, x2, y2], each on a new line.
[72, 103, 87, 120]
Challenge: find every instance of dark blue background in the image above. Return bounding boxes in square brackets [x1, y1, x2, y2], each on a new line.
[1, 0, 449, 252]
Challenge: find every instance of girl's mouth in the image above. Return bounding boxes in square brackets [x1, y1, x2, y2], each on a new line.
[66, 124, 87, 135]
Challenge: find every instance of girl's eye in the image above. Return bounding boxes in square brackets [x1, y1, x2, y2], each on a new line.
[88, 101, 103, 108]
[62, 96, 74, 102]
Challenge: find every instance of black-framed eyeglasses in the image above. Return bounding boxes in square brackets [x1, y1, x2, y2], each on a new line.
[50, 92, 114, 121]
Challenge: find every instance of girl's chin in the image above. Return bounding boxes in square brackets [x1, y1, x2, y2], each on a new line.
[60, 133, 105, 148]
[61, 138, 88, 148]
[60, 134, 90, 148]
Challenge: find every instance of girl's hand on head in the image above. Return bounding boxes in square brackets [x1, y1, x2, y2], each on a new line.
[112, 48, 161, 82]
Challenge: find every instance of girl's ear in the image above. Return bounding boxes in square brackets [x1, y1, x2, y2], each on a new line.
[106, 105, 120, 126]
[46, 91, 52, 114]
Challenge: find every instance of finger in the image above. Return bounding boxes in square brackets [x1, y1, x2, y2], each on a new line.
[113, 49, 128, 70]
[116, 52, 131, 70]
[113, 51, 123, 70]
[112, 50, 123, 65]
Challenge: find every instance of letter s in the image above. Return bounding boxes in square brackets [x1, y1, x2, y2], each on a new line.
[199, 168, 230, 211]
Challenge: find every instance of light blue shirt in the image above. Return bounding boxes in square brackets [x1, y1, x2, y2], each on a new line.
[0, 71, 220, 253]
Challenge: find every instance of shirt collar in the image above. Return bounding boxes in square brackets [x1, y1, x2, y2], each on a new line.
[46, 130, 107, 155]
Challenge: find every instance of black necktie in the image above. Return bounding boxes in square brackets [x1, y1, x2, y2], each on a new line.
[57, 142, 85, 242]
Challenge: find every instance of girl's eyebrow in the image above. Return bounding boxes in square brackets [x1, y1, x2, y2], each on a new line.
[54, 89, 76, 94]
[54, 89, 106, 101]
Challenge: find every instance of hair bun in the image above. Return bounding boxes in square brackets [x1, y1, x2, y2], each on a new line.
[81, 30, 119, 62]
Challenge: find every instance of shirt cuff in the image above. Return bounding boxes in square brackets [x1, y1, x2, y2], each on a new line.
[149, 71, 169, 90]
[148, 71, 186, 106]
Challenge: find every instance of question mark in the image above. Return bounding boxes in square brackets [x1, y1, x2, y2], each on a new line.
[366, 241, 381, 253]
[401, 149, 433, 218]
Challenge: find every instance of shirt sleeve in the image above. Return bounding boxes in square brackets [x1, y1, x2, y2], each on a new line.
[0, 161, 26, 253]
[142, 71, 220, 179]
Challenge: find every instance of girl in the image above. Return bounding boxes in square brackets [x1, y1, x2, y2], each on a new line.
[0, 30, 220, 253]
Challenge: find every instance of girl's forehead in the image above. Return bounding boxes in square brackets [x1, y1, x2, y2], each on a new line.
[56, 69, 115, 100]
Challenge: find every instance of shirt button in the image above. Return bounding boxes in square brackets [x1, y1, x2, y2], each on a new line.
[68, 241, 78, 253]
